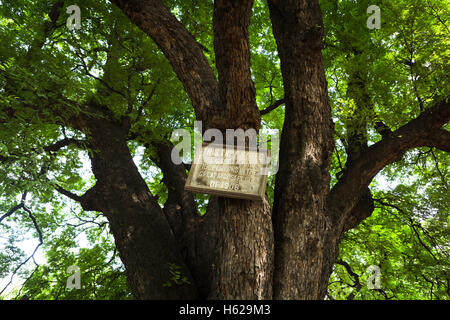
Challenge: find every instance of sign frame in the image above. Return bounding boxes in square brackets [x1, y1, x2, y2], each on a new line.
[184, 143, 271, 201]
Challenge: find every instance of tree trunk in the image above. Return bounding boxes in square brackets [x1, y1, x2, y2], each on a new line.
[210, 197, 274, 299]
[268, 0, 338, 299]
[206, 0, 274, 299]
[79, 113, 197, 299]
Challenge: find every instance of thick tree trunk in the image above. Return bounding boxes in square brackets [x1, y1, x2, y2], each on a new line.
[207, 0, 274, 299]
[79, 114, 197, 299]
[210, 197, 274, 299]
[268, 0, 338, 299]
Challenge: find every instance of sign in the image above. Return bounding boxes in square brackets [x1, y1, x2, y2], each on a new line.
[185, 143, 271, 201]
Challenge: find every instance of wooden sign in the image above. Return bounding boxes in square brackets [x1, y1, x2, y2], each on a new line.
[185, 143, 271, 201]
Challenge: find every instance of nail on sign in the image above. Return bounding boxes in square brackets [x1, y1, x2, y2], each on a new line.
[185, 143, 271, 201]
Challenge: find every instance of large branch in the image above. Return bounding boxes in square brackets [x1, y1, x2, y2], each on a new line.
[329, 100, 450, 222]
[109, 0, 220, 127]
[43, 138, 88, 153]
[213, 0, 260, 130]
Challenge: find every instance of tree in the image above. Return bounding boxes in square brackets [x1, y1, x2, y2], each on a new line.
[0, 0, 448, 300]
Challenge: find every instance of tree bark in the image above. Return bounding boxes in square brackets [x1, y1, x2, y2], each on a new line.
[207, 0, 274, 300]
[213, 0, 261, 130]
[268, 0, 337, 299]
[152, 141, 219, 299]
[210, 197, 274, 299]
[77, 112, 197, 299]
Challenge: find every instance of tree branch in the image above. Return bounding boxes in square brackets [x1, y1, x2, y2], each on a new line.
[328, 99, 450, 223]
[53, 184, 83, 203]
[0, 138, 87, 168]
[335, 259, 363, 300]
[22, 206, 43, 245]
[374, 198, 439, 261]
[134, 78, 160, 123]
[109, 0, 220, 127]
[213, 0, 260, 129]
[53, 182, 106, 213]
[72, 43, 128, 100]
[0, 192, 27, 224]
[43, 138, 87, 153]
[0, 203, 43, 297]
[260, 98, 285, 115]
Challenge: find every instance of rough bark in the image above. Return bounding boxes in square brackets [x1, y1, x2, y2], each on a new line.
[213, 0, 261, 130]
[210, 196, 273, 299]
[152, 141, 219, 299]
[268, 0, 337, 299]
[207, 0, 274, 300]
[76, 112, 197, 299]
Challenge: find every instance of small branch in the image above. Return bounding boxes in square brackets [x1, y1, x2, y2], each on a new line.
[374, 198, 438, 261]
[54, 184, 82, 202]
[421, 274, 437, 300]
[426, 1, 450, 35]
[335, 259, 363, 300]
[43, 138, 87, 153]
[0, 138, 86, 167]
[0, 203, 43, 296]
[0, 192, 27, 224]
[23, 206, 43, 244]
[430, 149, 448, 188]
[72, 43, 128, 100]
[135, 78, 161, 123]
[334, 146, 344, 172]
[260, 98, 285, 115]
